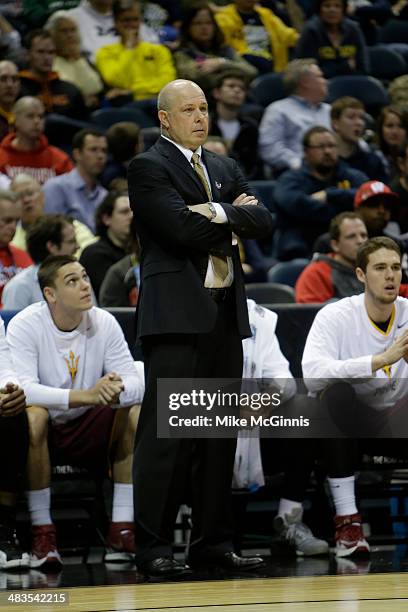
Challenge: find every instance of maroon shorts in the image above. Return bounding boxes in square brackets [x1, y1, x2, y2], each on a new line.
[48, 406, 117, 475]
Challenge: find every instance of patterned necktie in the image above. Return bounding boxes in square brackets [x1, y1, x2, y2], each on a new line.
[191, 153, 229, 286]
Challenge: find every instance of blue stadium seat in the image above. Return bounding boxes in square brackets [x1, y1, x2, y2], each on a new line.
[379, 19, 408, 44]
[368, 46, 407, 82]
[140, 126, 161, 151]
[248, 180, 276, 213]
[267, 259, 310, 287]
[249, 72, 286, 108]
[91, 107, 156, 130]
[327, 75, 389, 116]
[1, 310, 19, 328]
[45, 114, 94, 153]
[245, 282, 295, 304]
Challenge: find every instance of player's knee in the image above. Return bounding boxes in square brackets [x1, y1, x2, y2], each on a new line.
[128, 404, 140, 433]
[27, 406, 49, 445]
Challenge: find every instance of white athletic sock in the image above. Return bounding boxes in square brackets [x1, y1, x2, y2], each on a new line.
[112, 483, 134, 523]
[328, 476, 358, 516]
[278, 498, 303, 519]
[26, 488, 52, 526]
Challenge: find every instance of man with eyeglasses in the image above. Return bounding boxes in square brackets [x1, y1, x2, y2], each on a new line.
[274, 126, 367, 260]
[10, 174, 95, 256]
[0, 61, 20, 143]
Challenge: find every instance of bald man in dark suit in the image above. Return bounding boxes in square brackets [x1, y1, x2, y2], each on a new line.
[128, 79, 273, 577]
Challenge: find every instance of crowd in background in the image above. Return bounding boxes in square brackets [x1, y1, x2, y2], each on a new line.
[1, 0, 408, 574]
[0, 0, 407, 307]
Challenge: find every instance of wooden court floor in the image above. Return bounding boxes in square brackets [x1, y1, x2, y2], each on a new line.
[0, 572, 408, 612]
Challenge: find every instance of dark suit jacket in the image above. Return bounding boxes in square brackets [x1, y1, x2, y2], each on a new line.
[127, 137, 273, 339]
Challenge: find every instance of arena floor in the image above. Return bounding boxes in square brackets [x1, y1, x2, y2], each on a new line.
[1, 548, 408, 611]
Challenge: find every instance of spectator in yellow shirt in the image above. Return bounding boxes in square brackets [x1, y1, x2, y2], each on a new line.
[95, 0, 176, 102]
[215, 0, 298, 73]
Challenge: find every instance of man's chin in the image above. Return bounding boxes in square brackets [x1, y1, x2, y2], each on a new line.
[378, 293, 397, 304]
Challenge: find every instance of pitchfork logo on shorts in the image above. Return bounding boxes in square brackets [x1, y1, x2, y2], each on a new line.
[65, 351, 80, 383]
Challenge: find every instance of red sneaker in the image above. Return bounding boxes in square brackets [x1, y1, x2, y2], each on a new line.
[104, 522, 135, 562]
[335, 513, 370, 558]
[30, 524, 62, 568]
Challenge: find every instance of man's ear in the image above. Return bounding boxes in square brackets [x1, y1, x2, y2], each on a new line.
[43, 286, 56, 304]
[355, 266, 366, 283]
[158, 110, 169, 130]
[330, 238, 339, 254]
[46, 240, 57, 255]
[101, 213, 111, 228]
[72, 147, 80, 164]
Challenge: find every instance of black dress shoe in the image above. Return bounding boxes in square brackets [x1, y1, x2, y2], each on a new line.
[138, 557, 191, 577]
[189, 552, 265, 571]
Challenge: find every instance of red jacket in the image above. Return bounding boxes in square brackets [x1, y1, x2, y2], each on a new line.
[0, 244, 32, 307]
[0, 133, 73, 185]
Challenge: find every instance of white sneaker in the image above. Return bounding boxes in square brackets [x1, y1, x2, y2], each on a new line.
[0, 525, 30, 570]
[273, 508, 329, 556]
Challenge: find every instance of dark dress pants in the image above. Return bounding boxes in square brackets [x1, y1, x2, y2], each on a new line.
[133, 291, 243, 563]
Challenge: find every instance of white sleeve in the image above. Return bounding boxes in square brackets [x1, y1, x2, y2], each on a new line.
[6, 316, 70, 409]
[0, 316, 19, 388]
[211, 203, 228, 223]
[102, 314, 145, 406]
[257, 308, 297, 401]
[302, 308, 373, 393]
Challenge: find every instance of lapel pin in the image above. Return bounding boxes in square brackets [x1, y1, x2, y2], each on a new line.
[215, 181, 222, 189]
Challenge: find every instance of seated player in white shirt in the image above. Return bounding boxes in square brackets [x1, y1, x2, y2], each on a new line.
[6, 255, 144, 569]
[302, 236, 408, 558]
[0, 314, 30, 571]
[238, 299, 329, 557]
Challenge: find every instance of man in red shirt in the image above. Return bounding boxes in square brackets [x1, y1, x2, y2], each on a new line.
[0, 190, 32, 305]
[295, 211, 368, 302]
[0, 96, 73, 184]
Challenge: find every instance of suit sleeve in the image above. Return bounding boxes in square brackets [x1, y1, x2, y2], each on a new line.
[129, 155, 235, 256]
[217, 158, 274, 239]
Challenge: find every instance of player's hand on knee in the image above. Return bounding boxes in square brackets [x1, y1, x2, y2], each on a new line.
[0, 383, 26, 417]
[91, 377, 124, 405]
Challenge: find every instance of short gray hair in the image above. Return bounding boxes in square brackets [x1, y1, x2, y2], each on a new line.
[0, 190, 17, 205]
[283, 59, 318, 95]
[44, 10, 77, 35]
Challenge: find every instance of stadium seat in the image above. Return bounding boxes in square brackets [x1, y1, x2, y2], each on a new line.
[379, 19, 408, 44]
[368, 46, 407, 82]
[91, 107, 156, 130]
[248, 180, 276, 213]
[140, 126, 161, 151]
[1, 310, 19, 328]
[245, 282, 295, 304]
[267, 259, 310, 287]
[45, 114, 94, 153]
[249, 72, 286, 108]
[327, 75, 389, 116]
